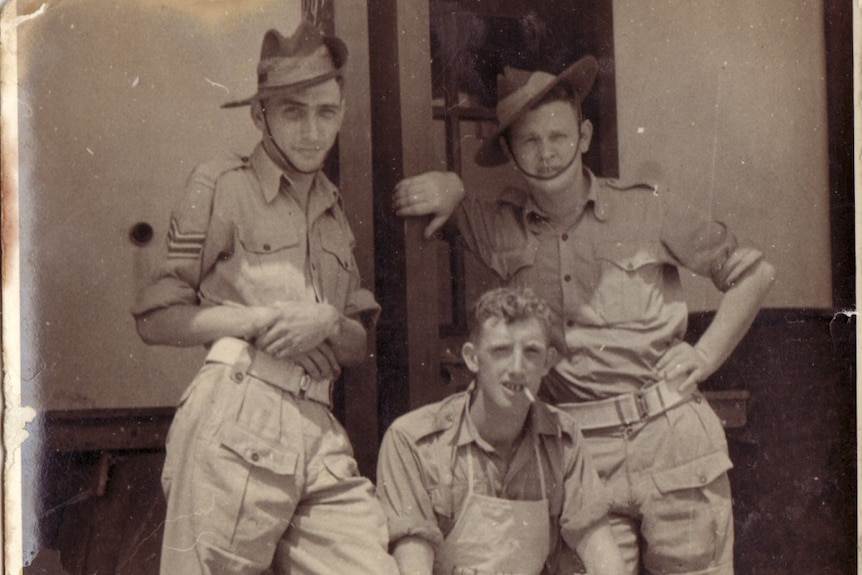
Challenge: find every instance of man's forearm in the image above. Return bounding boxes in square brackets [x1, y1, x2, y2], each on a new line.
[392, 537, 434, 575]
[135, 304, 267, 347]
[575, 519, 625, 575]
[695, 258, 776, 377]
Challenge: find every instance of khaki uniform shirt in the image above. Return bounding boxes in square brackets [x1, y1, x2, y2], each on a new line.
[133, 144, 378, 324]
[454, 169, 762, 400]
[376, 388, 610, 568]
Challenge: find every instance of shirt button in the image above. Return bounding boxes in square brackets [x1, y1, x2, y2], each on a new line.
[233, 372, 244, 382]
[564, 274, 572, 282]
[263, 244, 271, 251]
[626, 262, 634, 270]
[561, 233, 569, 241]
[250, 452, 260, 463]
[699, 475, 708, 484]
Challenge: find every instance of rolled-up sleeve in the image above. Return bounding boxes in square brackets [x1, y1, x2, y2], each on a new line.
[660, 200, 762, 293]
[376, 426, 444, 548]
[343, 257, 381, 330]
[131, 166, 232, 316]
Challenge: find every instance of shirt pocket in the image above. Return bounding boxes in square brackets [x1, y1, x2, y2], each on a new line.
[236, 222, 301, 259]
[319, 231, 355, 310]
[232, 224, 307, 301]
[217, 420, 298, 475]
[592, 240, 665, 324]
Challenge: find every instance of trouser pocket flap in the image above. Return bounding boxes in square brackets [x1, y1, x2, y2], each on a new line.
[652, 451, 732, 494]
[218, 420, 298, 475]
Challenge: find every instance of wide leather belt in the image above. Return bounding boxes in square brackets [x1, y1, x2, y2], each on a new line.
[558, 380, 693, 430]
[205, 337, 333, 408]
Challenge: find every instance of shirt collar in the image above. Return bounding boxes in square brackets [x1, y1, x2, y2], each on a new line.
[250, 144, 283, 203]
[499, 167, 608, 228]
[434, 382, 565, 449]
[250, 143, 341, 217]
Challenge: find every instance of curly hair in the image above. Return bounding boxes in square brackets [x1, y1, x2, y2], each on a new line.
[469, 286, 552, 341]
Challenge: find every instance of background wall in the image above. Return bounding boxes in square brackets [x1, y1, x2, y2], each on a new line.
[612, 0, 832, 311]
[17, 0, 303, 410]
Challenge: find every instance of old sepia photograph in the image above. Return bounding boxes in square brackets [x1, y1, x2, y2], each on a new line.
[2, 0, 856, 574]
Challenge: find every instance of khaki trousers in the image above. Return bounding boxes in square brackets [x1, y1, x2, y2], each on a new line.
[159, 354, 398, 575]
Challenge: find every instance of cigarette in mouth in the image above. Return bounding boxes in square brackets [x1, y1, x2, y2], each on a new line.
[523, 387, 536, 403]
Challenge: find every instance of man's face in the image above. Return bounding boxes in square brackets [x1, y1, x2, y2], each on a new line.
[254, 78, 345, 174]
[508, 99, 591, 185]
[462, 316, 556, 410]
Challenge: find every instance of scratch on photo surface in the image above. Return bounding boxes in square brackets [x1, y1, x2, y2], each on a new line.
[166, 531, 220, 553]
[117, 512, 168, 571]
[164, 493, 216, 526]
[205, 78, 230, 94]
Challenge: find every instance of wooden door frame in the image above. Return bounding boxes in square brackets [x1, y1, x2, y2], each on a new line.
[368, 0, 444, 447]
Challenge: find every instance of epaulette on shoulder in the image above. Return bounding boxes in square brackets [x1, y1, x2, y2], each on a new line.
[199, 154, 250, 177]
[392, 394, 462, 441]
[189, 154, 251, 188]
[603, 178, 659, 194]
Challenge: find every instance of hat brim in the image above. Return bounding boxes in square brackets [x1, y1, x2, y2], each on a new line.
[221, 69, 344, 108]
[475, 55, 599, 167]
[222, 35, 348, 109]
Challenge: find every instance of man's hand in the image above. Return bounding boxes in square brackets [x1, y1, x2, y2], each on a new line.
[254, 302, 339, 360]
[393, 171, 465, 238]
[656, 341, 715, 395]
[291, 343, 341, 381]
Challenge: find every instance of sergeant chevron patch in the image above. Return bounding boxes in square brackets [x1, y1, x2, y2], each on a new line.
[167, 218, 206, 259]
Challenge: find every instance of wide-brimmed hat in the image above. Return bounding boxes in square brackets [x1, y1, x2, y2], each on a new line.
[223, 21, 348, 108]
[474, 55, 598, 167]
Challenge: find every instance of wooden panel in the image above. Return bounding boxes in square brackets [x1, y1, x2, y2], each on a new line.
[369, 0, 445, 436]
[41, 409, 174, 453]
[823, 0, 854, 309]
[331, 2, 381, 479]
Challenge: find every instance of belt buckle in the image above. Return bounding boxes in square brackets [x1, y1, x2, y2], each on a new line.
[634, 391, 649, 420]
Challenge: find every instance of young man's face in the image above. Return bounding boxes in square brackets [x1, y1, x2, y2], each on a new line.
[462, 316, 556, 410]
[254, 78, 345, 174]
[508, 99, 591, 187]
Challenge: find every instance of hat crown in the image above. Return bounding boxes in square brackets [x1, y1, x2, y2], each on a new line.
[222, 21, 348, 108]
[497, 67, 550, 101]
[260, 21, 340, 64]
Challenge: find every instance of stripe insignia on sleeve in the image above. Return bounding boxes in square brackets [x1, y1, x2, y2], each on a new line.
[167, 218, 206, 259]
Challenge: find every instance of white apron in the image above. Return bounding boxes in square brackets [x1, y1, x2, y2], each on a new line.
[434, 438, 551, 575]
